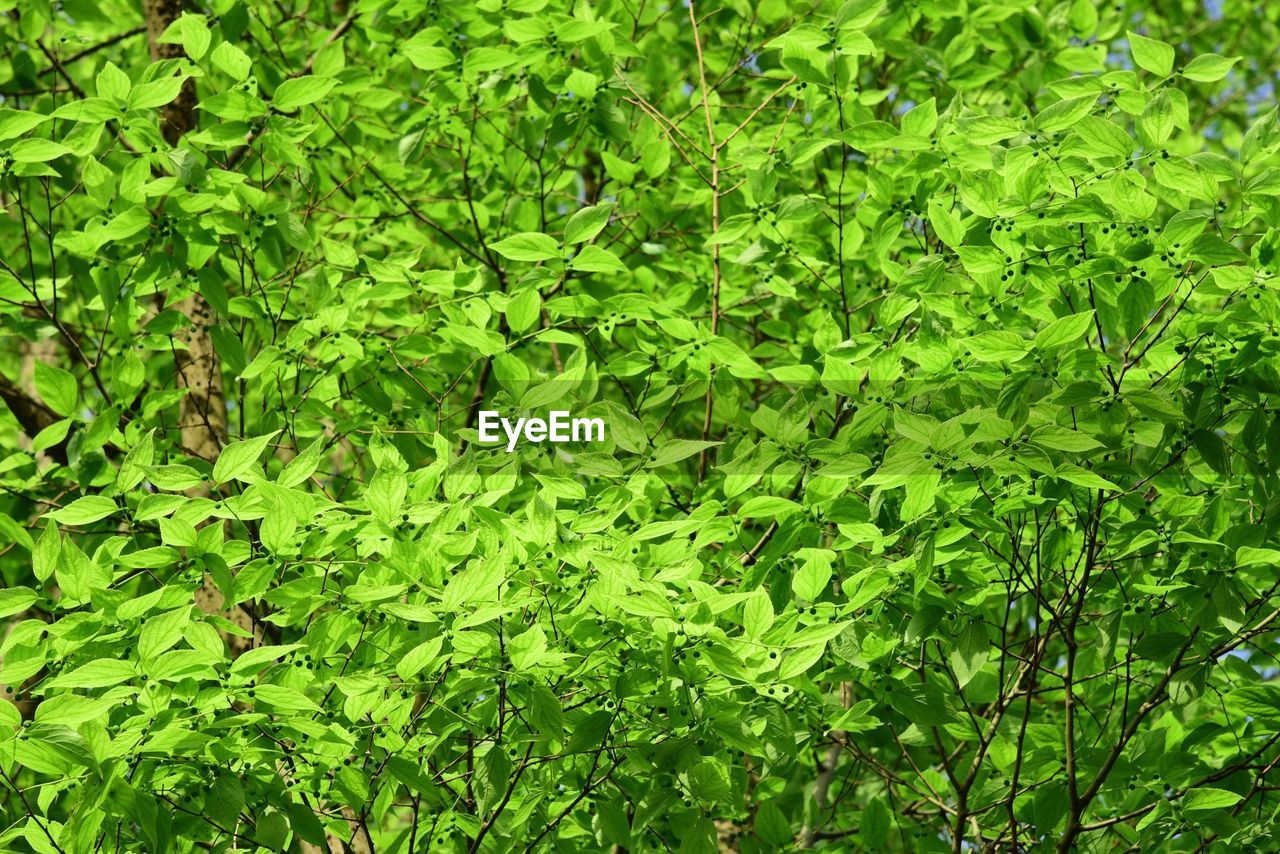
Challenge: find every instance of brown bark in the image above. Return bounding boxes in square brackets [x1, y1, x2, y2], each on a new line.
[172, 298, 228, 462]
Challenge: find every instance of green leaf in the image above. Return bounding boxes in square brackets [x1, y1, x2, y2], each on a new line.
[128, 75, 189, 110]
[50, 659, 135, 689]
[754, 800, 793, 846]
[1236, 547, 1280, 567]
[139, 609, 193, 660]
[502, 289, 541, 335]
[778, 642, 827, 679]
[95, 61, 131, 100]
[205, 775, 245, 829]
[791, 551, 833, 601]
[901, 97, 937, 138]
[32, 418, 71, 455]
[272, 76, 337, 111]
[180, 13, 212, 61]
[1034, 95, 1097, 134]
[1128, 31, 1175, 76]
[32, 520, 59, 583]
[33, 362, 78, 417]
[403, 41, 455, 71]
[213, 432, 280, 484]
[789, 138, 838, 166]
[564, 203, 613, 244]
[366, 468, 408, 524]
[396, 636, 445, 680]
[926, 198, 964, 249]
[1182, 788, 1243, 812]
[0, 514, 33, 552]
[1139, 90, 1175, 148]
[9, 138, 73, 163]
[0, 109, 51, 142]
[1182, 53, 1238, 82]
[737, 495, 802, 519]
[442, 557, 502, 610]
[50, 496, 118, 526]
[862, 798, 891, 848]
[1074, 116, 1134, 158]
[278, 436, 325, 488]
[118, 430, 156, 492]
[211, 41, 252, 79]
[1032, 426, 1103, 452]
[570, 245, 628, 274]
[529, 684, 564, 739]
[743, 589, 775, 639]
[464, 47, 518, 75]
[1055, 465, 1120, 491]
[648, 439, 720, 468]
[564, 68, 599, 100]
[955, 116, 1021, 144]
[948, 622, 988, 688]
[846, 566, 892, 610]
[257, 810, 290, 851]
[1034, 310, 1095, 350]
[0, 586, 38, 618]
[225, 645, 295, 675]
[509, 625, 548, 670]
[888, 682, 957, 726]
[492, 232, 560, 262]
[253, 684, 320, 713]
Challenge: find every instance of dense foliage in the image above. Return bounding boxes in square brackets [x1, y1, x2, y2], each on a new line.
[3, 0, 1280, 850]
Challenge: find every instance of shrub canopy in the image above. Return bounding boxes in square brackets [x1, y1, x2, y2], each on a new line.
[2, 0, 1280, 851]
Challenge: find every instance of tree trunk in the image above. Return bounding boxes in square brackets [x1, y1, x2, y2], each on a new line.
[141, 0, 225, 465]
[142, 0, 254, 656]
[0, 338, 66, 463]
[173, 299, 228, 462]
[143, 0, 197, 145]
